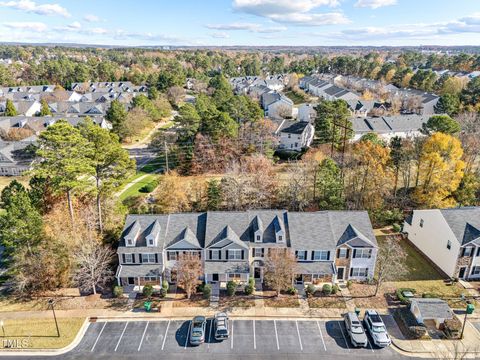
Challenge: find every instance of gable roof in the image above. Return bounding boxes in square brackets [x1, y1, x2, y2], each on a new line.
[279, 121, 311, 134]
[439, 207, 480, 246]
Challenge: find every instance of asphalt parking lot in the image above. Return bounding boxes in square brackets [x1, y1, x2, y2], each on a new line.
[65, 318, 407, 359]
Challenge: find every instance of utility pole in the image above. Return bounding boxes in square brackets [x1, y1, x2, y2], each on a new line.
[48, 299, 60, 337]
[164, 141, 169, 172]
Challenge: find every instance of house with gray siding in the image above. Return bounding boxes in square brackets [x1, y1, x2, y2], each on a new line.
[115, 210, 377, 289]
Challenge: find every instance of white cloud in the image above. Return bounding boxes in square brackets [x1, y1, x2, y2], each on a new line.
[206, 22, 286, 33]
[232, 0, 348, 26]
[3, 21, 48, 32]
[0, 0, 70, 17]
[210, 32, 230, 39]
[354, 0, 397, 9]
[83, 14, 101, 22]
[68, 21, 81, 30]
[89, 27, 108, 35]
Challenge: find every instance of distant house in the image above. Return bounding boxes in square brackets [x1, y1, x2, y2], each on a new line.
[0, 100, 41, 117]
[276, 120, 314, 152]
[403, 207, 480, 280]
[0, 135, 37, 176]
[297, 103, 317, 123]
[261, 92, 294, 119]
[351, 114, 429, 142]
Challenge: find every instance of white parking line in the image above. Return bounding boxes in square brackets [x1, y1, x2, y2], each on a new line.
[90, 322, 106, 352]
[230, 319, 234, 349]
[208, 319, 213, 348]
[316, 321, 327, 351]
[161, 320, 170, 350]
[114, 322, 128, 352]
[337, 321, 350, 352]
[253, 320, 256, 349]
[185, 321, 192, 349]
[274, 320, 279, 350]
[137, 321, 149, 351]
[295, 320, 303, 351]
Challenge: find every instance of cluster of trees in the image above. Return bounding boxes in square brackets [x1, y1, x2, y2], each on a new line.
[0, 119, 134, 295]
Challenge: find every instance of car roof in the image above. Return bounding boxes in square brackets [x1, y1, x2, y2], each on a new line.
[193, 316, 206, 321]
[346, 312, 360, 321]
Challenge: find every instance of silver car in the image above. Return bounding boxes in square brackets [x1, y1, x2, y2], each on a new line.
[363, 310, 391, 347]
[189, 316, 207, 346]
[344, 312, 368, 347]
[214, 312, 229, 340]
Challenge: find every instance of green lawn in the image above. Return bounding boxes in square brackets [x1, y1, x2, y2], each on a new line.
[0, 317, 85, 349]
[376, 235, 444, 281]
[118, 173, 159, 202]
[285, 90, 307, 105]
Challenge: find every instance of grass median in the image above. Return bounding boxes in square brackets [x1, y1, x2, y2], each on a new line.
[0, 317, 85, 349]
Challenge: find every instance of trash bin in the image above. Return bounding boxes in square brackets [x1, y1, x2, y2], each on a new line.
[144, 301, 152, 312]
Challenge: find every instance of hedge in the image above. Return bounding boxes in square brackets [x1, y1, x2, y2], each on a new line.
[396, 288, 416, 305]
[139, 180, 159, 193]
[393, 307, 428, 339]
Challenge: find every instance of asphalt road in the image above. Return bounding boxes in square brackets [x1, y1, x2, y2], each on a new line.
[0, 319, 423, 360]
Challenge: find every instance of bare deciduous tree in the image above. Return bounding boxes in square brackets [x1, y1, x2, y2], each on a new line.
[175, 252, 203, 299]
[73, 241, 114, 295]
[263, 248, 298, 297]
[375, 236, 408, 296]
[167, 86, 185, 105]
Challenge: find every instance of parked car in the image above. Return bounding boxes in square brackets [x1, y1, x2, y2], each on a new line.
[344, 312, 368, 347]
[363, 310, 391, 347]
[214, 312, 229, 340]
[189, 316, 207, 346]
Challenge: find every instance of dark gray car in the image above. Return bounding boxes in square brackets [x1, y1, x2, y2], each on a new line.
[189, 316, 207, 346]
[344, 312, 368, 347]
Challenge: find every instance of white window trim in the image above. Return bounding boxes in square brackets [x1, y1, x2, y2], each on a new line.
[313, 250, 329, 261]
[351, 267, 368, 277]
[142, 253, 156, 263]
[228, 249, 242, 260]
[338, 248, 348, 258]
[124, 253, 133, 264]
[254, 248, 263, 257]
[354, 248, 372, 259]
[211, 250, 220, 260]
[296, 250, 307, 261]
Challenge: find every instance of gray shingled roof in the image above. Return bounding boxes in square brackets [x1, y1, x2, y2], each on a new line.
[439, 207, 480, 246]
[297, 261, 335, 275]
[279, 121, 310, 134]
[116, 264, 161, 278]
[411, 298, 453, 320]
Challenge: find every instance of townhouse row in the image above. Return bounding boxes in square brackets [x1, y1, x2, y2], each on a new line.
[115, 210, 378, 289]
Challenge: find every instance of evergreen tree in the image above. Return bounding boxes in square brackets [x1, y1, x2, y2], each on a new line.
[206, 179, 222, 210]
[5, 99, 17, 116]
[314, 99, 352, 148]
[106, 100, 128, 140]
[39, 99, 52, 116]
[434, 94, 460, 116]
[316, 158, 344, 210]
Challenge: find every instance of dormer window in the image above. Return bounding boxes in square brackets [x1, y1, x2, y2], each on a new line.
[255, 233, 262, 243]
[148, 239, 154, 246]
[278, 235, 283, 242]
[127, 239, 133, 246]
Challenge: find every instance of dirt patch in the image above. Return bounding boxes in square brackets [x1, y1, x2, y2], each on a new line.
[263, 291, 299, 308]
[219, 295, 255, 308]
[349, 283, 389, 309]
[308, 295, 346, 308]
[172, 293, 209, 308]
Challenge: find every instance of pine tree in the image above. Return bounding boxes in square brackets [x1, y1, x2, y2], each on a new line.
[5, 99, 17, 116]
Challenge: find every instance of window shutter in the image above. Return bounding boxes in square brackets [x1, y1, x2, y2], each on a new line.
[471, 248, 475, 258]
[122, 254, 126, 263]
[337, 249, 340, 258]
[219, 250, 222, 260]
[252, 248, 255, 257]
[346, 249, 350, 259]
[350, 268, 353, 276]
[139, 254, 143, 263]
[226, 250, 229, 259]
[295, 251, 298, 258]
[477, 248, 480, 256]
[155, 253, 158, 263]
[311, 251, 314, 260]
[327, 251, 330, 261]
[209, 250, 212, 260]
[132, 254, 136, 264]
[261, 248, 265, 257]
[241, 250, 245, 260]
[366, 268, 369, 276]
[461, 248, 466, 257]
[353, 249, 357, 258]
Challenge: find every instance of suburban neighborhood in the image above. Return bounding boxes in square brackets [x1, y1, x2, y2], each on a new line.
[0, 1, 480, 359]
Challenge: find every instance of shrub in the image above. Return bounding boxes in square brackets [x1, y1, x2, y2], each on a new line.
[444, 316, 462, 339]
[203, 284, 212, 299]
[162, 280, 169, 291]
[396, 288, 416, 305]
[227, 281, 237, 297]
[139, 180, 159, 193]
[286, 286, 298, 295]
[346, 280, 352, 289]
[422, 292, 439, 298]
[392, 223, 402, 233]
[113, 285, 123, 298]
[142, 284, 154, 298]
[331, 284, 339, 295]
[159, 288, 167, 298]
[244, 284, 254, 295]
[248, 277, 255, 287]
[306, 284, 316, 297]
[322, 284, 332, 295]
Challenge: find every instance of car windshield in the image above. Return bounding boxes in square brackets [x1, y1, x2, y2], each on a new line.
[351, 325, 364, 334]
[216, 329, 228, 335]
[192, 330, 202, 337]
[372, 325, 385, 333]
[193, 321, 203, 327]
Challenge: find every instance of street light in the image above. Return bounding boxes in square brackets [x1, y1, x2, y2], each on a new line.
[460, 301, 475, 340]
[47, 299, 60, 337]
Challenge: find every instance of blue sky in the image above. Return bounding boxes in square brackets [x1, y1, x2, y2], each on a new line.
[0, 0, 479, 46]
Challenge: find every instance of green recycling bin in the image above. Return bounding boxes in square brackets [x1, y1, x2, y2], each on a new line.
[355, 307, 361, 316]
[144, 301, 152, 312]
[466, 303, 475, 314]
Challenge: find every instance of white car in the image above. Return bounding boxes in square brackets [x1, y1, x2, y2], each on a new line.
[363, 310, 391, 347]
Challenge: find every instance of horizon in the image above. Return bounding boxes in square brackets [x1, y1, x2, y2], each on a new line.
[0, 0, 479, 47]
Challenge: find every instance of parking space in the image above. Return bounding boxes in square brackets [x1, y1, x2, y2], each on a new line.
[72, 319, 398, 358]
[472, 321, 480, 334]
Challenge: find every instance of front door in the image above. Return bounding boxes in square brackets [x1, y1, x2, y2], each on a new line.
[295, 274, 303, 284]
[254, 267, 261, 279]
[212, 273, 219, 282]
[337, 267, 345, 281]
[127, 277, 135, 285]
[458, 267, 467, 279]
